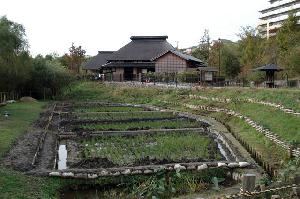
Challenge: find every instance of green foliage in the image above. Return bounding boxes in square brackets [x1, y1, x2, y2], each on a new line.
[0, 16, 75, 97]
[0, 102, 45, 156]
[192, 29, 210, 63]
[27, 55, 75, 98]
[176, 72, 199, 83]
[238, 26, 264, 77]
[74, 106, 144, 113]
[221, 46, 241, 79]
[0, 16, 32, 91]
[76, 111, 176, 120]
[78, 119, 201, 131]
[81, 132, 219, 166]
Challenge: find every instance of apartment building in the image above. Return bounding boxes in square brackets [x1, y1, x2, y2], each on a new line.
[259, 0, 300, 38]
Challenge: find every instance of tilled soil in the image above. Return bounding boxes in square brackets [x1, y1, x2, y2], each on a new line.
[1, 103, 59, 172]
[2, 128, 43, 171]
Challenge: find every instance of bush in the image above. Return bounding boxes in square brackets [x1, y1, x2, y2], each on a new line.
[25, 56, 75, 99]
[176, 72, 199, 83]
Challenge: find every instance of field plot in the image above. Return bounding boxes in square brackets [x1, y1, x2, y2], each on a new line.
[75, 111, 177, 120]
[74, 105, 146, 113]
[67, 132, 222, 168]
[56, 102, 235, 171]
[74, 119, 201, 131]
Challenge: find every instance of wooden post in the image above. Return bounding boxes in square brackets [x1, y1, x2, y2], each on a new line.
[242, 174, 256, 192]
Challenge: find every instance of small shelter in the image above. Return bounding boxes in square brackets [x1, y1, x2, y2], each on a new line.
[197, 67, 219, 84]
[254, 64, 283, 88]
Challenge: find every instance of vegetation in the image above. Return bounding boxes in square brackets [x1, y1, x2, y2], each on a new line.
[191, 14, 300, 82]
[63, 82, 300, 170]
[76, 111, 176, 120]
[0, 102, 45, 156]
[81, 132, 221, 166]
[77, 119, 201, 131]
[74, 106, 145, 113]
[0, 102, 77, 199]
[0, 16, 75, 99]
[190, 99, 300, 143]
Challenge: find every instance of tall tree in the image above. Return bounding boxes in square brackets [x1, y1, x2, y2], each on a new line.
[192, 29, 210, 63]
[0, 16, 31, 91]
[238, 26, 264, 77]
[221, 47, 241, 79]
[64, 43, 86, 74]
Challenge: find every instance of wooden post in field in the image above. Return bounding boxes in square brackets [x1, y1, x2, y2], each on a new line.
[242, 174, 256, 195]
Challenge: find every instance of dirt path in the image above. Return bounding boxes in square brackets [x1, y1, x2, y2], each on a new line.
[34, 130, 57, 170]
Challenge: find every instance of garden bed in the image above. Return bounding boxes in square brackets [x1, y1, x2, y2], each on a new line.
[63, 131, 223, 169]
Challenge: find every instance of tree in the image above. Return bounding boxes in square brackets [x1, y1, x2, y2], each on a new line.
[63, 43, 86, 74]
[221, 47, 241, 79]
[192, 29, 210, 63]
[238, 26, 264, 77]
[0, 16, 31, 91]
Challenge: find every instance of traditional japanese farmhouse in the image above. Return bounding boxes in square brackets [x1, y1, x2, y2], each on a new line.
[84, 36, 217, 82]
[83, 51, 114, 73]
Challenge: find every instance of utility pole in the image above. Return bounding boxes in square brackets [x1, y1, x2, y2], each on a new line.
[218, 38, 221, 77]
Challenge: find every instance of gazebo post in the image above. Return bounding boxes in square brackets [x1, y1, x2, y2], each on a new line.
[253, 64, 283, 88]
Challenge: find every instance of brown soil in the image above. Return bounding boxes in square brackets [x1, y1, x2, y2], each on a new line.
[19, 96, 37, 102]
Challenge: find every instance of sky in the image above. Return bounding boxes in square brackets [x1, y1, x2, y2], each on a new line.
[0, 0, 269, 56]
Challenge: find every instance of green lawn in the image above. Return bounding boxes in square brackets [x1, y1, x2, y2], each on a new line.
[0, 102, 45, 157]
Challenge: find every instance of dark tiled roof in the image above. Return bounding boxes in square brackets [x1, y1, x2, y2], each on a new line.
[108, 36, 175, 61]
[254, 64, 283, 71]
[83, 51, 114, 70]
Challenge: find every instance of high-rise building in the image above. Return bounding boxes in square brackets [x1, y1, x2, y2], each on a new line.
[258, 0, 300, 38]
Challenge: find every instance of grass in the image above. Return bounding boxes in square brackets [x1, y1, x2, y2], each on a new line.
[77, 119, 201, 131]
[0, 102, 45, 157]
[76, 111, 176, 120]
[0, 101, 72, 199]
[74, 106, 145, 113]
[206, 111, 289, 168]
[190, 99, 300, 143]
[62, 82, 300, 169]
[81, 132, 222, 166]
[189, 87, 300, 112]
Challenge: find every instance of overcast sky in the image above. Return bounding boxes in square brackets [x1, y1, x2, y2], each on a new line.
[1, 0, 269, 56]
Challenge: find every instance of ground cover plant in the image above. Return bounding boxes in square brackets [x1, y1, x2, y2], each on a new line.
[62, 82, 300, 170]
[0, 102, 45, 156]
[189, 98, 300, 143]
[76, 111, 177, 120]
[74, 106, 145, 113]
[76, 118, 202, 131]
[80, 132, 223, 166]
[0, 102, 79, 199]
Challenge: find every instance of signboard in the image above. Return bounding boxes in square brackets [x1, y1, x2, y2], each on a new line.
[205, 72, 213, 81]
[142, 69, 148, 74]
